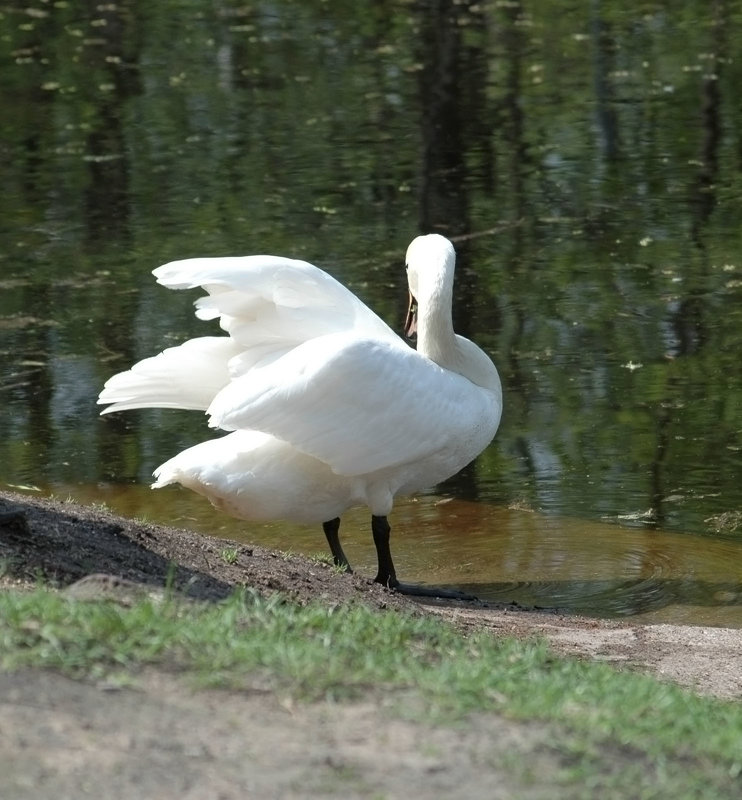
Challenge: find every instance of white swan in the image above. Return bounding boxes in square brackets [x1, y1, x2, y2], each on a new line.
[98, 234, 502, 597]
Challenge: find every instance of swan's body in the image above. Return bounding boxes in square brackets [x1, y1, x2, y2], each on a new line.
[98, 234, 502, 596]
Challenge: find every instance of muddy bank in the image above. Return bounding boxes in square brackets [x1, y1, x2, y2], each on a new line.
[2, 489, 741, 700]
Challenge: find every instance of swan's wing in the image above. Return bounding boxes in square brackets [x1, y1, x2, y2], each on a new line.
[207, 336, 493, 477]
[154, 255, 401, 349]
[98, 336, 242, 413]
[100, 255, 404, 415]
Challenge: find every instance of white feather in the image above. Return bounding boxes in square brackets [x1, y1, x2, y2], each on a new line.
[98, 337, 242, 413]
[98, 235, 502, 524]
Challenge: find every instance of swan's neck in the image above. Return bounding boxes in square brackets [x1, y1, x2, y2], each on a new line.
[416, 282, 459, 370]
[406, 234, 501, 394]
[417, 273, 501, 393]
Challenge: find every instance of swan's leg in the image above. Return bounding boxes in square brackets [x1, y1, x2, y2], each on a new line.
[371, 515, 476, 601]
[371, 515, 397, 587]
[322, 518, 352, 572]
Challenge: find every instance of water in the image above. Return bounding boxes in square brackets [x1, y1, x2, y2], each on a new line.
[2, 1, 742, 624]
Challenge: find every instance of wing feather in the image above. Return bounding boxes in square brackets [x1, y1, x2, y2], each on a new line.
[101, 255, 404, 417]
[153, 256, 399, 347]
[98, 336, 242, 413]
[207, 336, 492, 477]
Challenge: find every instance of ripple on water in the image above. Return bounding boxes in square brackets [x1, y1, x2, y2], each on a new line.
[386, 498, 742, 627]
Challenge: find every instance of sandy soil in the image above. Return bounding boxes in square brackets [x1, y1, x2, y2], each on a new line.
[2, 489, 741, 799]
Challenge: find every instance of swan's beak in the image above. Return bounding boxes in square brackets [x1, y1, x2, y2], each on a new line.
[404, 292, 418, 340]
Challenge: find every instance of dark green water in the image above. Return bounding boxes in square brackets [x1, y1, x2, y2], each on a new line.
[2, 1, 742, 624]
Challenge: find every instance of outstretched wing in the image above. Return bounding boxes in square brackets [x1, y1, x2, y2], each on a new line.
[98, 336, 241, 413]
[99, 255, 403, 414]
[154, 255, 400, 349]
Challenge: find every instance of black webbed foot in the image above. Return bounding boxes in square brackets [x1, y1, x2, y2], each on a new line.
[369, 515, 476, 600]
[384, 579, 477, 602]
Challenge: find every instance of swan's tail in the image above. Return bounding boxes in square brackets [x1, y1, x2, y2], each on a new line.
[98, 336, 240, 414]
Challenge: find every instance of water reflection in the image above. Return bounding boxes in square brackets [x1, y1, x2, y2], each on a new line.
[393, 497, 742, 627]
[3, 1, 742, 625]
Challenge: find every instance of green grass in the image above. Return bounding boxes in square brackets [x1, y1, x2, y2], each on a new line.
[1, 587, 741, 797]
[307, 551, 349, 573]
[219, 547, 239, 564]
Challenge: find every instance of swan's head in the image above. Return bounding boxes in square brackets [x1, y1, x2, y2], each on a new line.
[404, 234, 456, 339]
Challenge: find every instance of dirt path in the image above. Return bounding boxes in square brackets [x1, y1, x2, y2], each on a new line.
[1, 489, 741, 798]
[420, 601, 742, 700]
[1, 668, 567, 800]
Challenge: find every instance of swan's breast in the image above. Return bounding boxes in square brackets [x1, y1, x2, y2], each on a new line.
[381, 383, 501, 498]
